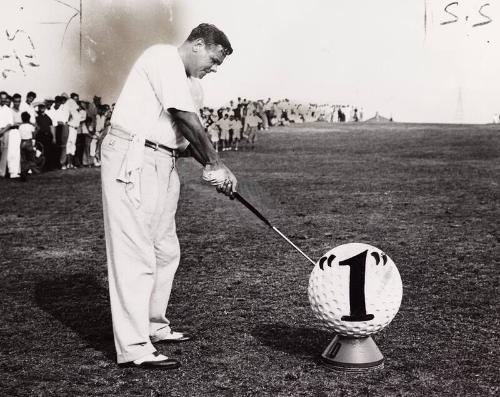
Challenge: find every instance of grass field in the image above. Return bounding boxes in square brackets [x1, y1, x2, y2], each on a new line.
[0, 122, 499, 396]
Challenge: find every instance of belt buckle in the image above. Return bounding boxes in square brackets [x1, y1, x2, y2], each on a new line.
[152, 141, 159, 151]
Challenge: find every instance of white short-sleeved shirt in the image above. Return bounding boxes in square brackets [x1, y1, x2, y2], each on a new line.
[96, 114, 106, 133]
[19, 123, 35, 140]
[232, 120, 242, 131]
[207, 123, 219, 140]
[65, 98, 81, 128]
[12, 109, 23, 124]
[79, 109, 87, 123]
[217, 118, 231, 132]
[48, 106, 70, 126]
[0, 105, 14, 128]
[111, 44, 203, 150]
[20, 102, 36, 122]
[246, 115, 261, 128]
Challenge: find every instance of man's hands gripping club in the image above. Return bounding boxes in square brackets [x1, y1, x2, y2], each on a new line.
[170, 109, 237, 197]
[202, 162, 237, 197]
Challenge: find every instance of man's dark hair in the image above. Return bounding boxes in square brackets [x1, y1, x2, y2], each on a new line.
[12, 93, 22, 100]
[71, 92, 79, 100]
[21, 111, 31, 123]
[27, 91, 36, 98]
[187, 23, 233, 55]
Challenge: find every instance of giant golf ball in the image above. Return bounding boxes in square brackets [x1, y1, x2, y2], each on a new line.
[308, 243, 402, 337]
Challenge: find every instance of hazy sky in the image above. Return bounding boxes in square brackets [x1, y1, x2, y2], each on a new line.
[1, 0, 499, 123]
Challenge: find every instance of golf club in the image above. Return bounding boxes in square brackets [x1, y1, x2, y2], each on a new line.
[233, 192, 317, 266]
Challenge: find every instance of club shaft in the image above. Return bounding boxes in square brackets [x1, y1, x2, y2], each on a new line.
[233, 192, 316, 266]
[233, 192, 272, 227]
[272, 226, 317, 266]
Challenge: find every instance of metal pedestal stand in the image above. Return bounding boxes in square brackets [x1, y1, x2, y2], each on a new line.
[321, 335, 384, 372]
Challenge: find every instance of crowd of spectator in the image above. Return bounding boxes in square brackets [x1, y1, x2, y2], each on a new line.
[200, 97, 363, 152]
[0, 91, 112, 181]
[0, 91, 361, 181]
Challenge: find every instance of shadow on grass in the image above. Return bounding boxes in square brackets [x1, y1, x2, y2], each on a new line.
[251, 323, 333, 360]
[34, 273, 115, 360]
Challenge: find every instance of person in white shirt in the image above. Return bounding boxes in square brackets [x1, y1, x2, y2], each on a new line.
[45, 99, 58, 125]
[207, 121, 220, 152]
[216, 113, 231, 151]
[63, 93, 81, 168]
[101, 23, 237, 370]
[244, 111, 262, 149]
[11, 94, 23, 122]
[50, 96, 70, 169]
[7, 94, 23, 179]
[229, 115, 242, 151]
[0, 91, 17, 178]
[19, 91, 37, 122]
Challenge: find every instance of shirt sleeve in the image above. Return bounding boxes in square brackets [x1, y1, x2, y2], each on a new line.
[140, 45, 197, 114]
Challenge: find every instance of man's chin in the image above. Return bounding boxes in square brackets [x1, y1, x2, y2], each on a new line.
[199, 70, 213, 79]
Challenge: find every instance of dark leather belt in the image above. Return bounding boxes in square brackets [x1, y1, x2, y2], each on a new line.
[144, 139, 177, 157]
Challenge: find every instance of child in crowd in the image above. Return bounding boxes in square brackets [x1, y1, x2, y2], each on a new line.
[216, 113, 231, 151]
[229, 115, 242, 151]
[18, 111, 37, 180]
[244, 111, 261, 150]
[207, 122, 220, 152]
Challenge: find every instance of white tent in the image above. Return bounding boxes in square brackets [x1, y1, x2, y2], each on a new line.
[364, 112, 392, 123]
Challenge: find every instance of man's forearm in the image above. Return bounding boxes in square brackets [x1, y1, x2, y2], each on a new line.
[178, 142, 207, 165]
[0, 125, 12, 137]
[171, 110, 219, 167]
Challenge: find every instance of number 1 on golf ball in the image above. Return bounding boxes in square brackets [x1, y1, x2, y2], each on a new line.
[308, 243, 403, 337]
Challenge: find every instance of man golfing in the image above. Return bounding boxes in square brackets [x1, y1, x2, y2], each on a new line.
[101, 23, 237, 370]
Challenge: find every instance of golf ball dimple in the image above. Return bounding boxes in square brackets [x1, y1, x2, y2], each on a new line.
[308, 243, 403, 338]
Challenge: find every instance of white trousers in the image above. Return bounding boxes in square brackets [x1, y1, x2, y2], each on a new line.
[7, 129, 21, 177]
[101, 132, 181, 363]
[66, 126, 78, 155]
[89, 137, 98, 157]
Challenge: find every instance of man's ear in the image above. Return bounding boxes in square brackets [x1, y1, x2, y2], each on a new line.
[192, 38, 205, 52]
